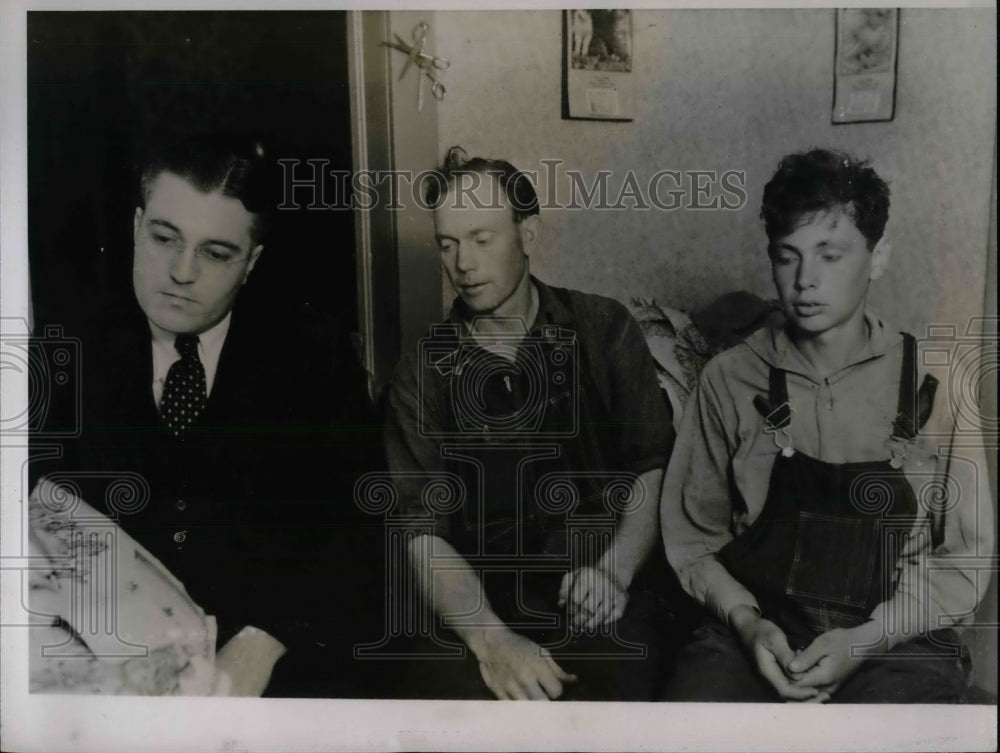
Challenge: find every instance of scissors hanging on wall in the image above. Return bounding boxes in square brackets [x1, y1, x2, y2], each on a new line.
[382, 21, 449, 112]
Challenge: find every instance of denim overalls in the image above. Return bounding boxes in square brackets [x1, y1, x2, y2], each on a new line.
[717, 333, 934, 649]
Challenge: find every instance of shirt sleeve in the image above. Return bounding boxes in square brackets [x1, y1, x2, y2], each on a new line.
[604, 303, 675, 474]
[869, 383, 995, 642]
[661, 358, 762, 625]
[383, 352, 452, 541]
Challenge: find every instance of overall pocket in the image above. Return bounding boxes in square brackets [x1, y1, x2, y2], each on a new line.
[786, 511, 878, 608]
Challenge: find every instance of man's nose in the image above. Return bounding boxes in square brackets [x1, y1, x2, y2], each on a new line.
[169, 246, 199, 283]
[454, 242, 476, 273]
[795, 257, 817, 290]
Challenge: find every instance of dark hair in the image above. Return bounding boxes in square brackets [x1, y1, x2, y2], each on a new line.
[761, 148, 890, 249]
[137, 135, 271, 246]
[423, 146, 540, 223]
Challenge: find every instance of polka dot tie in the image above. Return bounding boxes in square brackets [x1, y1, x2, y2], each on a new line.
[160, 335, 207, 438]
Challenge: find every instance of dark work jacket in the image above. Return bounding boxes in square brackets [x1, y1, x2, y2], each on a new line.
[31, 301, 381, 650]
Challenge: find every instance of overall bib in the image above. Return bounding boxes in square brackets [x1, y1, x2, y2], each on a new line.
[716, 333, 924, 649]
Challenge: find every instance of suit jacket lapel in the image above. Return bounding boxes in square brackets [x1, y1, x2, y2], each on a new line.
[102, 312, 160, 427]
[201, 307, 250, 424]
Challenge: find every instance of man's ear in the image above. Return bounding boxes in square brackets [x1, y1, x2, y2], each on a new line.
[244, 245, 264, 283]
[869, 236, 891, 281]
[518, 215, 541, 257]
[133, 208, 143, 243]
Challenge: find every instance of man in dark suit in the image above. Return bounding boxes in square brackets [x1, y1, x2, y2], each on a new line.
[35, 136, 380, 696]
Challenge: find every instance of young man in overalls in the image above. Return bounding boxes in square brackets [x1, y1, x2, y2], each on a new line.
[659, 149, 993, 702]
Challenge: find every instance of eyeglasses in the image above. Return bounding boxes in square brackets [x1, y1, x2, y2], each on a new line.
[138, 224, 252, 268]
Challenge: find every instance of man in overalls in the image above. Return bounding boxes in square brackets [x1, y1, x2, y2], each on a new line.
[383, 147, 683, 700]
[660, 149, 993, 702]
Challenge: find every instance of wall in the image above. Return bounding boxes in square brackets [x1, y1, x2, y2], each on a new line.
[434, 8, 996, 338]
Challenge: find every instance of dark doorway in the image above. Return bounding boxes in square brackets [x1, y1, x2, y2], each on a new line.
[28, 11, 356, 334]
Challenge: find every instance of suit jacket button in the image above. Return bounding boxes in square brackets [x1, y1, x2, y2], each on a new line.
[173, 531, 187, 544]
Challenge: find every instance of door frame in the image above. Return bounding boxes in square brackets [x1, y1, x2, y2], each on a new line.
[347, 10, 400, 396]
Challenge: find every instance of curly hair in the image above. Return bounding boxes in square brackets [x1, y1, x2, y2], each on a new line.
[761, 148, 890, 249]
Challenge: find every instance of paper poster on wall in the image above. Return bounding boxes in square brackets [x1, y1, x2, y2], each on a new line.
[563, 9, 634, 121]
[833, 8, 899, 124]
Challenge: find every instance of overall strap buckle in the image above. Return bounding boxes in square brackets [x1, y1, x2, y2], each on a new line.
[754, 394, 795, 457]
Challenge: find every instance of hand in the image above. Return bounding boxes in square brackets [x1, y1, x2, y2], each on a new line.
[729, 606, 820, 702]
[786, 621, 886, 701]
[558, 566, 629, 633]
[474, 628, 578, 700]
[213, 626, 287, 697]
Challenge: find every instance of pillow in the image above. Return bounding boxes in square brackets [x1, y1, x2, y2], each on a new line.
[629, 293, 782, 432]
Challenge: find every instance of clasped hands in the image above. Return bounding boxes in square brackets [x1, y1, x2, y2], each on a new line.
[558, 564, 629, 632]
[730, 605, 887, 703]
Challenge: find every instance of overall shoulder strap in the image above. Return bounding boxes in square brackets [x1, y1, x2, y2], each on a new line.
[752, 365, 792, 430]
[892, 333, 939, 440]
